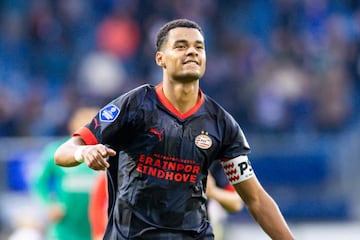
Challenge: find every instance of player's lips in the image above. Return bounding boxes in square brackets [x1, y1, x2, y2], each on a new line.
[183, 60, 199, 65]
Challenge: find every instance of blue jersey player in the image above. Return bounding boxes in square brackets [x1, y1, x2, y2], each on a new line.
[55, 18, 295, 240]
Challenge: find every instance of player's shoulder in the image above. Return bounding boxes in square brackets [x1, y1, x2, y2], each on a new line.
[131, 83, 155, 93]
[203, 94, 231, 116]
[123, 84, 155, 97]
[203, 93, 241, 127]
[111, 84, 155, 104]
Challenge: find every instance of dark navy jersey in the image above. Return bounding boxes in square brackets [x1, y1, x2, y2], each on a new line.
[76, 84, 250, 239]
[209, 160, 233, 191]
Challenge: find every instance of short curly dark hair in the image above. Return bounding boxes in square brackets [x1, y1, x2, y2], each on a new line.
[156, 18, 204, 51]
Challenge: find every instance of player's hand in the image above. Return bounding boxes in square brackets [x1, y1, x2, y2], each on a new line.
[82, 144, 116, 170]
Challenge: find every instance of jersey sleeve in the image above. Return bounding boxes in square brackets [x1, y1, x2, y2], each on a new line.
[219, 111, 251, 160]
[209, 160, 231, 189]
[217, 112, 255, 184]
[73, 85, 149, 146]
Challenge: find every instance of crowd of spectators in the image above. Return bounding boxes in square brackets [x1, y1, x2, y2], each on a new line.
[0, 0, 359, 137]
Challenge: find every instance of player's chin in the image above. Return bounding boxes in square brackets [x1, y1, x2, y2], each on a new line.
[178, 71, 204, 81]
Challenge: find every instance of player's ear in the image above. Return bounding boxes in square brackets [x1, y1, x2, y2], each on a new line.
[155, 52, 166, 68]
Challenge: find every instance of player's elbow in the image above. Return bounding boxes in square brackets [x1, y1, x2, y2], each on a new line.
[54, 138, 82, 167]
[227, 198, 244, 213]
[54, 147, 64, 166]
[233, 199, 244, 212]
[53, 144, 75, 167]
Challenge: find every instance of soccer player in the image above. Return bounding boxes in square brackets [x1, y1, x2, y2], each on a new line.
[54, 18, 295, 239]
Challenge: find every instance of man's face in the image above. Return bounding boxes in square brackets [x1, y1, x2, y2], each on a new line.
[157, 27, 206, 82]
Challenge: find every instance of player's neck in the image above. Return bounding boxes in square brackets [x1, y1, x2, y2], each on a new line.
[162, 80, 199, 114]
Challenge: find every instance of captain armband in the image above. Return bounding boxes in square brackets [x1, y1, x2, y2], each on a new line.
[221, 155, 255, 185]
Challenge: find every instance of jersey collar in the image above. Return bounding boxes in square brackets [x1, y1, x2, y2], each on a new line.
[155, 83, 204, 120]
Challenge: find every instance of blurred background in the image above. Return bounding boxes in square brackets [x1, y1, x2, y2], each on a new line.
[0, 0, 359, 239]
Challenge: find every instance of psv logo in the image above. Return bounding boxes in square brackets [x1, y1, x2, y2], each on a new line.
[222, 156, 254, 184]
[195, 131, 212, 149]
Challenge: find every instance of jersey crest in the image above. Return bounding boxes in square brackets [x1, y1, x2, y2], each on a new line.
[195, 131, 212, 149]
[100, 104, 120, 122]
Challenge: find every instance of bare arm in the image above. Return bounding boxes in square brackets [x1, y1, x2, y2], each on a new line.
[54, 136, 116, 170]
[234, 177, 295, 240]
[206, 173, 243, 213]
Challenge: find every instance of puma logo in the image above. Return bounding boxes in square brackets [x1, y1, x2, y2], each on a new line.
[94, 118, 102, 129]
[149, 128, 164, 141]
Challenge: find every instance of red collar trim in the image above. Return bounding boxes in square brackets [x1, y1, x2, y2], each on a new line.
[155, 83, 204, 119]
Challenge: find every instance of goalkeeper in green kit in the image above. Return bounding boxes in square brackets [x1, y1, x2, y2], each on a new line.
[32, 107, 99, 240]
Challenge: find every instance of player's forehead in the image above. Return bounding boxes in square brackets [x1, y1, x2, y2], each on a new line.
[166, 27, 204, 45]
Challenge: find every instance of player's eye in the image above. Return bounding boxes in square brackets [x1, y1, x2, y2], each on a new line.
[175, 45, 186, 49]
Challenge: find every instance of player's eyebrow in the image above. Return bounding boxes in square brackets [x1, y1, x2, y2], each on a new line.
[174, 39, 204, 45]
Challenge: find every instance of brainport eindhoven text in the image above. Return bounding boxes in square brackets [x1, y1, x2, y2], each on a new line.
[136, 153, 201, 183]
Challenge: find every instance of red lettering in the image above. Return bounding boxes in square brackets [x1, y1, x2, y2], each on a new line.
[148, 166, 157, 176]
[136, 163, 143, 172]
[176, 163, 185, 171]
[145, 156, 153, 165]
[168, 162, 176, 171]
[137, 154, 200, 183]
[165, 171, 174, 180]
[154, 159, 161, 167]
[162, 161, 168, 169]
[174, 173, 183, 182]
[192, 165, 200, 174]
[190, 174, 197, 183]
[157, 169, 165, 178]
[139, 154, 146, 162]
[182, 174, 190, 181]
[184, 165, 192, 172]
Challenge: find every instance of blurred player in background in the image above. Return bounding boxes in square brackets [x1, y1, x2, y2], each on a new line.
[88, 172, 107, 240]
[88, 160, 242, 240]
[54, 19, 295, 239]
[32, 107, 99, 240]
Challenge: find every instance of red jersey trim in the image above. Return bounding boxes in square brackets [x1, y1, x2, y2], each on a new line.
[73, 126, 98, 145]
[224, 184, 236, 192]
[155, 83, 204, 119]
